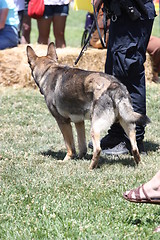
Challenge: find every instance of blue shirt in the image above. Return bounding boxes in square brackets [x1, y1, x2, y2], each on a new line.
[0, 0, 19, 28]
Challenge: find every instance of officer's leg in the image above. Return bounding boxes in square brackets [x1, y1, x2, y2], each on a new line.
[101, 18, 127, 150]
[102, 16, 153, 153]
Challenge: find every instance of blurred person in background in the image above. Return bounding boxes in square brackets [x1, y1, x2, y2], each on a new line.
[14, 0, 25, 43]
[37, 0, 70, 48]
[147, 36, 160, 83]
[0, 0, 19, 50]
[21, 0, 31, 44]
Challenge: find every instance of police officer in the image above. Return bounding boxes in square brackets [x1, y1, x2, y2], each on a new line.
[91, 0, 156, 155]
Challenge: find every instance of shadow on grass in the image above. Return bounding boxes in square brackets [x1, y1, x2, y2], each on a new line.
[41, 149, 135, 167]
[144, 140, 159, 152]
[40, 140, 159, 167]
[41, 149, 66, 160]
[99, 140, 159, 167]
[127, 210, 160, 226]
[99, 155, 136, 167]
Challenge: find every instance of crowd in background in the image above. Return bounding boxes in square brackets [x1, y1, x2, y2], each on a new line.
[0, 0, 160, 83]
[0, 0, 70, 50]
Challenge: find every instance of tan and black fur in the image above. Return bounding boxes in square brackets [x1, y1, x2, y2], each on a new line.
[27, 43, 150, 169]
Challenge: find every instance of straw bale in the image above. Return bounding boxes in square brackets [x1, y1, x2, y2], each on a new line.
[0, 44, 153, 88]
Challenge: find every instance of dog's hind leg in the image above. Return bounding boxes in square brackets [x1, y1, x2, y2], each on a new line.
[129, 129, 141, 165]
[119, 120, 140, 165]
[90, 111, 116, 170]
[75, 121, 87, 158]
[90, 127, 101, 170]
[57, 122, 76, 161]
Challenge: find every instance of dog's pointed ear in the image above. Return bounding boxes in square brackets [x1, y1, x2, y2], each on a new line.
[47, 42, 58, 62]
[26, 45, 37, 67]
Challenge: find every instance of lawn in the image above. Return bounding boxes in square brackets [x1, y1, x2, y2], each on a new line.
[0, 5, 160, 240]
[0, 83, 160, 240]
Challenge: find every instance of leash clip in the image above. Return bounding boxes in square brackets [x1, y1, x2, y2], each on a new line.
[111, 14, 117, 22]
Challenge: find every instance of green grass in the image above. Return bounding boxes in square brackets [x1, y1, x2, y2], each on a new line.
[152, 14, 160, 37]
[0, 83, 160, 239]
[1, 6, 160, 240]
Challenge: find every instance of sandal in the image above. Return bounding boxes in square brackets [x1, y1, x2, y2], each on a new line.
[123, 184, 160, 205]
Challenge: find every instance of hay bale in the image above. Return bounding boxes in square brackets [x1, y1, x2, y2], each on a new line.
[0, 44, 153, 88]
[0, 45, 34, 88]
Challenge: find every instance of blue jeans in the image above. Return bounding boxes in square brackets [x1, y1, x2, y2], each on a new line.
[0, 25, 19, 50]
[43, 4, 69, 18]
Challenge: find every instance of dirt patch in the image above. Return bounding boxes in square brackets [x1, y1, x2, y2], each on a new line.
[0, 44, 153, 88]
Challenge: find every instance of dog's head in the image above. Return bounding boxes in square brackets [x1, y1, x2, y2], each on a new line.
[26, 42, 58, 87]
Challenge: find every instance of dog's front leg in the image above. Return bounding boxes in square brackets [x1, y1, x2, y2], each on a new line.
[57, 122, 76, 161]
[89, 128, 101, 170]
[75, 121, 87, 158]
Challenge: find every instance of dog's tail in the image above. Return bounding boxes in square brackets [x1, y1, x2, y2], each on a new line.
[133, 112, 151, 125]
[118, 99, 151, 126]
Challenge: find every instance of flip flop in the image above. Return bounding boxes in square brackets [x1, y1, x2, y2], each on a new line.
[123, 184, 160, 205]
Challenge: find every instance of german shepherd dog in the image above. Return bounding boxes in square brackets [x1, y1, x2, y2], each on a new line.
[27, 43, 150, 170]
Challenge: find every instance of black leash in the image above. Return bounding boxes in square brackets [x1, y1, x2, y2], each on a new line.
[74, 17, 96, 65]
[74, 0, 106, 65]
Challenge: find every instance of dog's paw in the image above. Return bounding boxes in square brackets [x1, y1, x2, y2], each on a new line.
[89, 160, 99, 170]
[58, 159, 69, 164]
[63, 153, 76, 161]
[79, 151, 87, 159]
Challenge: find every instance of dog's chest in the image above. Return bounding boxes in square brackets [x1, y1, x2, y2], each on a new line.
[56, 103, 91, 122]
[61, 111, 90, 122]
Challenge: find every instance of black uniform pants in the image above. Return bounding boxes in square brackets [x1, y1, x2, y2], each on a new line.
[105, 1, 155, 141]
